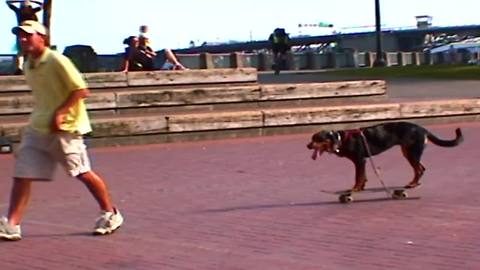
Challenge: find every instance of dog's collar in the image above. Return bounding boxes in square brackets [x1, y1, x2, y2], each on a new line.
[328, 131, 342, 153]
[329, 129, 363, 153]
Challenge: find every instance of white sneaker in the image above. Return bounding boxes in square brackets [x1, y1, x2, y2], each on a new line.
[93, 208, 124, 235]
[0, 217, 22, 241]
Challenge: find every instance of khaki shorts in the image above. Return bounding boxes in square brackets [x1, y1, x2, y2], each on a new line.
[14, 127, 91, 180]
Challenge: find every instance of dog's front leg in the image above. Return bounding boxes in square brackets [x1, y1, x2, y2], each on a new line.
[352, 158, 367, 192]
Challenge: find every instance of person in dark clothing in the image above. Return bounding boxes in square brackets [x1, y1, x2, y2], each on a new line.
[6, 0, 43, 75]
[136, 25, 187, 71]
[121, 36, 144, 72]
[7, 0, 42, 24]
[137, 36, 156, 71]
[268, 28, 291, 75]
[122, 34, 187, 72]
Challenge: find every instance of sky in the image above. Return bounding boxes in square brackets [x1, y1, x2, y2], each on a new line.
[0, 0, 479, 55]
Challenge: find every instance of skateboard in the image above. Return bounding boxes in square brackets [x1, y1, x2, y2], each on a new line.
[321, 186, 410, 203]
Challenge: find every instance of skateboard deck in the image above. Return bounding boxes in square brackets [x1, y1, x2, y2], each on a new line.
[321, 186, 412, 203]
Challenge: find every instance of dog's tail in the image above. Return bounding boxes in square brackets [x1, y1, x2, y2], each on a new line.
[427, 128, 463, 147]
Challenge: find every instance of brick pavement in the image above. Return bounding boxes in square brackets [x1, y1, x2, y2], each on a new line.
[1, 122, 480, 269]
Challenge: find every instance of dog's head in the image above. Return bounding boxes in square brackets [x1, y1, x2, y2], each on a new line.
[307, 130, 338, 160]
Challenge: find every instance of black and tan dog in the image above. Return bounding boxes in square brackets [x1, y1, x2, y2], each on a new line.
[307, 121, 463, 192]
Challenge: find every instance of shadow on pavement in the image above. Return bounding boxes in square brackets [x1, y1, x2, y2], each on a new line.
[198, 197, 421, 213]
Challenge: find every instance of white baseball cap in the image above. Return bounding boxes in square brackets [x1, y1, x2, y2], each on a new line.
[12, 20, 47, 36]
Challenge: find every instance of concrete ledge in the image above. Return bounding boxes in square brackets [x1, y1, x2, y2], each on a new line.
[84, 72, 128, 88]
[0, 73, 130, 92]
[84, 92, 117, 110]
[82, 114, 480, 148]
[126, 68, 258, 86]
[92, 115, 168, 137]
[399, 99, 480, 118]
[260, 80, 385, 100]
[0, 80, 386, 115]
[116, 85, 261, 107]
[263, 103, 401, 126]
[0, 94, 33, 114]
[0, 121, 22, 140]
[0, 75, 30, 92]
[2, 98, 479, 144]
[167, 111, 263, 132]
[264, 99, 480, 126]
[0, 68, 259, 93]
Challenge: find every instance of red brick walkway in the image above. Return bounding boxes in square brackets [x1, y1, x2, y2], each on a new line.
[1, 122, 479, 269]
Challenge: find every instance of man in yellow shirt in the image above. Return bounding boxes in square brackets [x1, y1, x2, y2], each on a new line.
[0, 20, 124, 241]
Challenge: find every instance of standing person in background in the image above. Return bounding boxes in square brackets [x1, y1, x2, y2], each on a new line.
[268, 28, 291, 75]
[6, 0, 43, 75]
[0, 20, 124, 241]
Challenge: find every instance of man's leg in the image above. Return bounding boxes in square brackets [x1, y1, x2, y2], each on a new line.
[59, 132, 123, 235]
[77, 170, 124, 235]
[1, 178, 32, 240]
[7, 178, 32, 226]
[2, 128, 53, 240]
[76, 171, 114, 212]
[280, 52, 288, 70]
[273, 52, 281, 75]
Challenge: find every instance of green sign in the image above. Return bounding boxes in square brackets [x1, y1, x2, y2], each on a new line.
[318, 22, 334, 27]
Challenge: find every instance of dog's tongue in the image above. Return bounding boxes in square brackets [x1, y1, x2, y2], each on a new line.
[311, 149, 321, 160]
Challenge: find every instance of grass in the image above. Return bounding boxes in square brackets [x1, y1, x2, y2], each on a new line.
[323, 64, 480, 80]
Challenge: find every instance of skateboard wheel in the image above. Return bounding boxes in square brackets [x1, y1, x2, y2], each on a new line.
[339, 194, 353, 203]
[392, 190, 408, 199]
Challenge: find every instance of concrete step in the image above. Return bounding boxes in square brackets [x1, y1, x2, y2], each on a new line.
[0, 80, 386, 116]
[0, 68, 258, 92]
[2, 98, 479, 146]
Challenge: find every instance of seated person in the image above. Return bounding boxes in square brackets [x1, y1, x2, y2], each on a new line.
[122, 35, 188, 72]
[121, 36, 144, 72]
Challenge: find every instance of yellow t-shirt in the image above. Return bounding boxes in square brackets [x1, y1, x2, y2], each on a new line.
[24, 48, 92, 135]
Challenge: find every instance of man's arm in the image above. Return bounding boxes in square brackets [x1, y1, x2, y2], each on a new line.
[51, 88, 90, 132]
